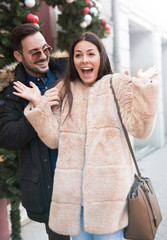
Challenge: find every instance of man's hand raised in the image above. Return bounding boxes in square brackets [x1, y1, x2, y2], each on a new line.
[44, 86, 61, 107]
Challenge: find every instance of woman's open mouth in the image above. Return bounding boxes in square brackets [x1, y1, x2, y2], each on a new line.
[81, 67, 93, 76]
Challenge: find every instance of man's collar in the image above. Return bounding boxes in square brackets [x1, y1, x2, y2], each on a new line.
[24, 70, 50, 81]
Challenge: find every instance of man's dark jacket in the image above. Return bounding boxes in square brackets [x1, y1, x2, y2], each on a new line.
[0, 57, 68, 223]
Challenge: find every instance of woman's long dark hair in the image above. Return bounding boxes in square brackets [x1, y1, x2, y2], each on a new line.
[62, 32, 113, 118]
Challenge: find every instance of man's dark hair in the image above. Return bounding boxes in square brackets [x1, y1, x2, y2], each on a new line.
[9, 23, 40, 52]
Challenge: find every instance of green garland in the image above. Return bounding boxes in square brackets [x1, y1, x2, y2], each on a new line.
[0, 148, 21, 240]
[0, 0, 110, 66]
[0, 0, 41, 68]
[0, 2, 42, 238]
[44, 0, 110, 50]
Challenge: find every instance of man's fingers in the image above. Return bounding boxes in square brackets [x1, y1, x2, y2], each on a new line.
[45, 86, 60, 93]
[45, 88, 61, 98]
[47, 86, 58, 91]
[47, 95, 61, 102]
[49, 100, 60, 107]
[45, 91, 61, 98]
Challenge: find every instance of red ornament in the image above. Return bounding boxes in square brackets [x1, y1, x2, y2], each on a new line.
[33, 15, 39, 24]
[104, 23, 110, 30]
[26, 13, 35, 23]
[26, 13, 39, 24]
[85, 0, 93, 8]
[101, 19, 107, 26]
[104, 24, 111, 34]
[83, 7, 89, 15]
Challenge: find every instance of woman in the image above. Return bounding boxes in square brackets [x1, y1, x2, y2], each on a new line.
[13, 32, 159, 240]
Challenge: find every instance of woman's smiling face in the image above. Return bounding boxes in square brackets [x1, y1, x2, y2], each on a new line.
[73, 40, 100, 87]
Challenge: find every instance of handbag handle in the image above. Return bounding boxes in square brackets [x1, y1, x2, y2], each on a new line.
[110, 78, 142, 178]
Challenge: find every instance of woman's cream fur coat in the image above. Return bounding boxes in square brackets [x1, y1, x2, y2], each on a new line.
[24, 73, 159, 236]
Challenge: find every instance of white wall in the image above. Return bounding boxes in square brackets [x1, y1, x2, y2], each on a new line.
[100, 0, 113, 67]
[110, 0, 167, 156]
[162, 41, 167, 137]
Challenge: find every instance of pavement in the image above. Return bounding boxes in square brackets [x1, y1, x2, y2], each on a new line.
[20, 145, 167, 240]
[21, 221, 47, 240]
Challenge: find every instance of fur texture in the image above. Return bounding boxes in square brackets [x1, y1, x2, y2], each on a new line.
[0, 62, 17, 92]
[24, 74, 159, 235]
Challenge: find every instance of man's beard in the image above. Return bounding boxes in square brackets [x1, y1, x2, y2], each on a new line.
[22, 56, 49, 77]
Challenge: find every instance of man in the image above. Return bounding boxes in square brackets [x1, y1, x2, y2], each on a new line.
[0, 23, 69, 240]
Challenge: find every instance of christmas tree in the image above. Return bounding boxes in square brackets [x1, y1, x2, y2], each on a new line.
[0, 1, 41, 239]
[45, 0, 111, 50]
[0, 0, 41, 68]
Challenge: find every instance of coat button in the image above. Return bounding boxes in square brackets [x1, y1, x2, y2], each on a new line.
[44, 158, 47, 162]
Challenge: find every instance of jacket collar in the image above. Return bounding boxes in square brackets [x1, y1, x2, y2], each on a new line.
[0, 54, 68, 93]
[0, 62, 18, 93]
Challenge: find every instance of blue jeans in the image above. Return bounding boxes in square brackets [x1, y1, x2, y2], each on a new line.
[71, 207, 124, 240]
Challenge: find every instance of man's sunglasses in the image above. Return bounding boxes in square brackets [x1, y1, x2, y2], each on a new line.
[18, 45, 53, 61]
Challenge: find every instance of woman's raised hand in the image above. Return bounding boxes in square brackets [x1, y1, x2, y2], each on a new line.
[136, 65, 159, 79]
[13, 81, 41, 107]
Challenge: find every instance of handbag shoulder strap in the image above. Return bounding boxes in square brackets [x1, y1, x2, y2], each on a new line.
[110, 77, 142, 177]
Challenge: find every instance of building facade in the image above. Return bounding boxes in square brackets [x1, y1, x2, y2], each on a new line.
[98, 0, 167, 159]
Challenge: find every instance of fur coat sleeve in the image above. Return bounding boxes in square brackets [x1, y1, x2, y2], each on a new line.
[24, 96, 60, 149]
[112, 73, 159, 139]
